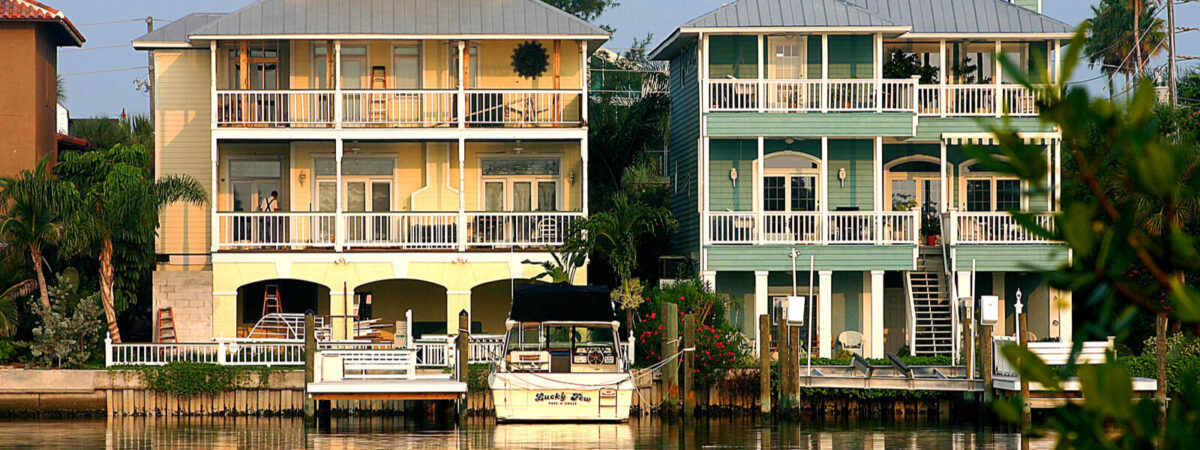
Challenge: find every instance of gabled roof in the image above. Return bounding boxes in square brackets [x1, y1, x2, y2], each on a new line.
[0, 0, 84, 46]
[841, 0, 1072, 35]
[134, 0, 608, 49]
[650, 0, 1075, 60]
[681, 0, 898, 29]
[134, 13, 225, 49]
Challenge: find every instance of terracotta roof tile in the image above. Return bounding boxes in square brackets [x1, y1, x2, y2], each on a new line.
[0, 0, 84, 45]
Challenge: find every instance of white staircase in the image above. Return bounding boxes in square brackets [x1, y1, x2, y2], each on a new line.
[905, 254, 954, 356]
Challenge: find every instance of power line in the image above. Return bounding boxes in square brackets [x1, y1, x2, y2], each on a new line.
[61, 44, 130, 53]
[60, 66, 148, 77]
[76, 17, 172, 27]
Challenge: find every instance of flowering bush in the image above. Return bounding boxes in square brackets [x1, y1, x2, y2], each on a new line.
[632, 278, 746, 387]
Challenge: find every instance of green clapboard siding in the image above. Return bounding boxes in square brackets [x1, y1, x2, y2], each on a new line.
[827, 35, 873, 79]
[709, 139, 757, 211]
[668, 42, 701, 256]
[827, 139, 875, 210]
[709, 35, 758, 79]
[706, 245, 916, 272]
[808, 37, 823, 78]
[914, 117, 1053, 141]
[833, 271, 863, 337]
[707, 112, 914, 137]
[952, 245, 1069, 272]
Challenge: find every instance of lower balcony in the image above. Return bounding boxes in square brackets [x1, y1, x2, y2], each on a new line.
[945, 211, 1057, 245]
[707, 211, 920, 245]
[215, 211, 584, 251]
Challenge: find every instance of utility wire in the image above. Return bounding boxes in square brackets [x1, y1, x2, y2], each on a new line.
[60, 66, 148, 77]
[61, 44, 130, 53]
[76, 17, 172, 27]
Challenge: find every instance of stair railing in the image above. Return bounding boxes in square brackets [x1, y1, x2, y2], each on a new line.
[904, 272, 917, 352]
[940, 212, 959, 364]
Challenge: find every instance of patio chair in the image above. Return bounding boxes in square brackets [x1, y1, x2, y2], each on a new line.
[837, 330, 864, 356]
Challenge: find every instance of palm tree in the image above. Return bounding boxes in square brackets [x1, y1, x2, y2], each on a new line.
[0, 158, 76, 318]
[572, 194, 676, 328]
[55, 144, 206, 342]
[1085, 0, 1166, 95]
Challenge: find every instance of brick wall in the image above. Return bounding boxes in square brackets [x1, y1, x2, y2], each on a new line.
[151, 270, 214, 342]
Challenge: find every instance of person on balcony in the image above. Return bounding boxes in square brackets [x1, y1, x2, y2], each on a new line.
[259, 191, 279, 245]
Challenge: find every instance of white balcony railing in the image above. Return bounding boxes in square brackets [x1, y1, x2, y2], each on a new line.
[215, 89, 584, 127]
[216, 90, 334, 126]
[341, 90, 457, 127]
[342, 212, 459, 249]
[708, 211, 919, 245]
[465, 212, 584, 247]
[948, 211, 1058, 244]
[216, 211, 582, 251]
[465, 90, 582, 126]
[216, 212, 336, 249]
[707, 78, 1042, 117]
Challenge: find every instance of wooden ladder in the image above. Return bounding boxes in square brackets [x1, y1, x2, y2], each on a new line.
[156, 307, 177, 343]
[262, 284, 282, 317]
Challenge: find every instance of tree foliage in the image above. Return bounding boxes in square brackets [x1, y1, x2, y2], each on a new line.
[68, 115, 154, 153]
[1085, 0, 1165, 94]
[540, 0, 618, 22]
[55, 144, 207, 342]
[882, 49, 939, 84]
[980, 26, 1200, 447]
[0, 157, 78, 317]
[25, 268, 102, 369]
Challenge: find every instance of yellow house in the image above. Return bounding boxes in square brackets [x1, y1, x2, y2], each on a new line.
[134, 0, 609, 342]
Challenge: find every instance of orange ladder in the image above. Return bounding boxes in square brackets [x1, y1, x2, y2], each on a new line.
[262, 284, 282, 317]
[156, 307, 177, 343]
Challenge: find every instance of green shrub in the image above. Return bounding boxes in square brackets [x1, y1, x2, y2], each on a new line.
[1117, 353, 1200, 397]
[467, 363, 492, 392]
[0, 338, 16, 363]
[25, 271, 104, 368]
[126, 362, 278, 397]
[632, 278, 747, 387]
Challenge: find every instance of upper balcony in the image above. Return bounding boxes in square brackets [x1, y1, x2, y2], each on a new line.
[212, 39, 586, 129]
[699, 35, 1057, 119]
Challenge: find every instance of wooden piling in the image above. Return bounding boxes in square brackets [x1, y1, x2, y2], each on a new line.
[683, 314, 696, 416]
[981, 324, 993, 402]
[661, 302, 680, 411]
[457, 310, 470, 418]
[759, 314, 772, 415]
[304, 313, 316, 419]
[1019, 309, 1030, 427]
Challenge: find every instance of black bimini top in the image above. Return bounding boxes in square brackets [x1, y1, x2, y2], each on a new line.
[510, 283, 615, 323]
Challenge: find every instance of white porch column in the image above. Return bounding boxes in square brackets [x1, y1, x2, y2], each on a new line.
[701, 137, 711, 246]
[820, 35, 829, 112]
[874, 137, 883, 244]
[581, 138, 589, 216]
[754, 270, 769, 355]
[210, 42, 219, 253]
[1057, 288, 1073, 339]
[1053, 139, 1062, 210]
[756, 34, 765, 113]
[939, 140, 948, 212]
[334, 40, 342, 129]
[939, 40, 947, 117]
[869, 270, 884, 358]
[700, 270, 717, 293]
[994, 40, 1002, 118]
[874, 33, 883, 113]
[458, 138, 467, 251]
[1054, 40, 1062, 82]
[457, 40, 466, 129]
[334, 139, 344, 252]
[756, 136, 765, 244]
[580, 41, 589, 124]
[818, 270, 833, 357]
[820, 137, 829, 243]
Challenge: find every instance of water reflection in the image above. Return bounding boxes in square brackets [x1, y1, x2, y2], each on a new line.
[0, 416, 1058, 448]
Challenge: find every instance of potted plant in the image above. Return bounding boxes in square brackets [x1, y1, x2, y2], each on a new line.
[921, 213, 941, 246]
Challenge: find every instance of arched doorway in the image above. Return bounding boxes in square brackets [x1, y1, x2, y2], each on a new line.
[236, 279, 329, 334]
[354, 279, 448, 338]
[471, 279, 536, 335]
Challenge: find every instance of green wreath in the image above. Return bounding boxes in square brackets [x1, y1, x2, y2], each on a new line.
[511, 41, 550, 79]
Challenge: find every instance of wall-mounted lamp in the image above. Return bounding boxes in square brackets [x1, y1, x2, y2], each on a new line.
[298, 171, 307, 187]
[730, 167, 739, 187]
[568, 170, 576, 185]
[837, 167, 847, 187]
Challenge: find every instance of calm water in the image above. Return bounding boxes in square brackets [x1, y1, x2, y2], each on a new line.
[0, 416, 1056, 448]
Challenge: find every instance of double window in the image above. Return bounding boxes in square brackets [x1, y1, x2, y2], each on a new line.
[481, 158, 561, 212]
[965, 178, 1021, 212]
[763, 175, 817, 211]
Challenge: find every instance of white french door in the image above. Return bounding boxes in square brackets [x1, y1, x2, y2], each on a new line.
[482, 177, 558, 212]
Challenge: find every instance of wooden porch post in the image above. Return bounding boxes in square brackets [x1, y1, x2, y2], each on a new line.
[239, 40, 250, 121]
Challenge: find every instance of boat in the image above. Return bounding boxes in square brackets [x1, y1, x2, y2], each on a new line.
[489, 283, 635, 422]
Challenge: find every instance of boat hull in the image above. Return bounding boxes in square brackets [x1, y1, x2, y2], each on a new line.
[489, 372, 634, 422]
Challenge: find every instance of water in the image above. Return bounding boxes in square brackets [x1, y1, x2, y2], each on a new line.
[0, 417, 1056, 448]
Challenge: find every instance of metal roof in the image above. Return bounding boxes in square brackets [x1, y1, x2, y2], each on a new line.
[651, 0, 1074, 60]
[188, 0, 607, 38]
[840, 0, 1073, 34]
[134, 13, 225, 48]
[681, 0, 898, 29]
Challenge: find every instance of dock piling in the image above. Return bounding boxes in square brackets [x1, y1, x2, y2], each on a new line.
[457, 310, 470, 419]
[683, 313, 696, 416]
[304, 313, 316, 419]
[661, 302, 679, 411]
[759, 314, 771, 415]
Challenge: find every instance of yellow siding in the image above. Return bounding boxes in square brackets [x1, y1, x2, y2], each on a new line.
[155, 49, 212, 256]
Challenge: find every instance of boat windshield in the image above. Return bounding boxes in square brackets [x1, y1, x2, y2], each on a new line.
[575, 326, 615, 346]
[506, 325, 543, 351]
[504, 324, 616, 350]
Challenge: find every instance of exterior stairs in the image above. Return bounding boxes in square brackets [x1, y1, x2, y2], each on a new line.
[905, 252, 953, 356]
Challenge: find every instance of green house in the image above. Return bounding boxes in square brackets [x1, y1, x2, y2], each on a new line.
[650, 0, 1073, 360]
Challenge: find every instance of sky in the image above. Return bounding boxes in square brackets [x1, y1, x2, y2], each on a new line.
[53, 0, 1200, 118]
